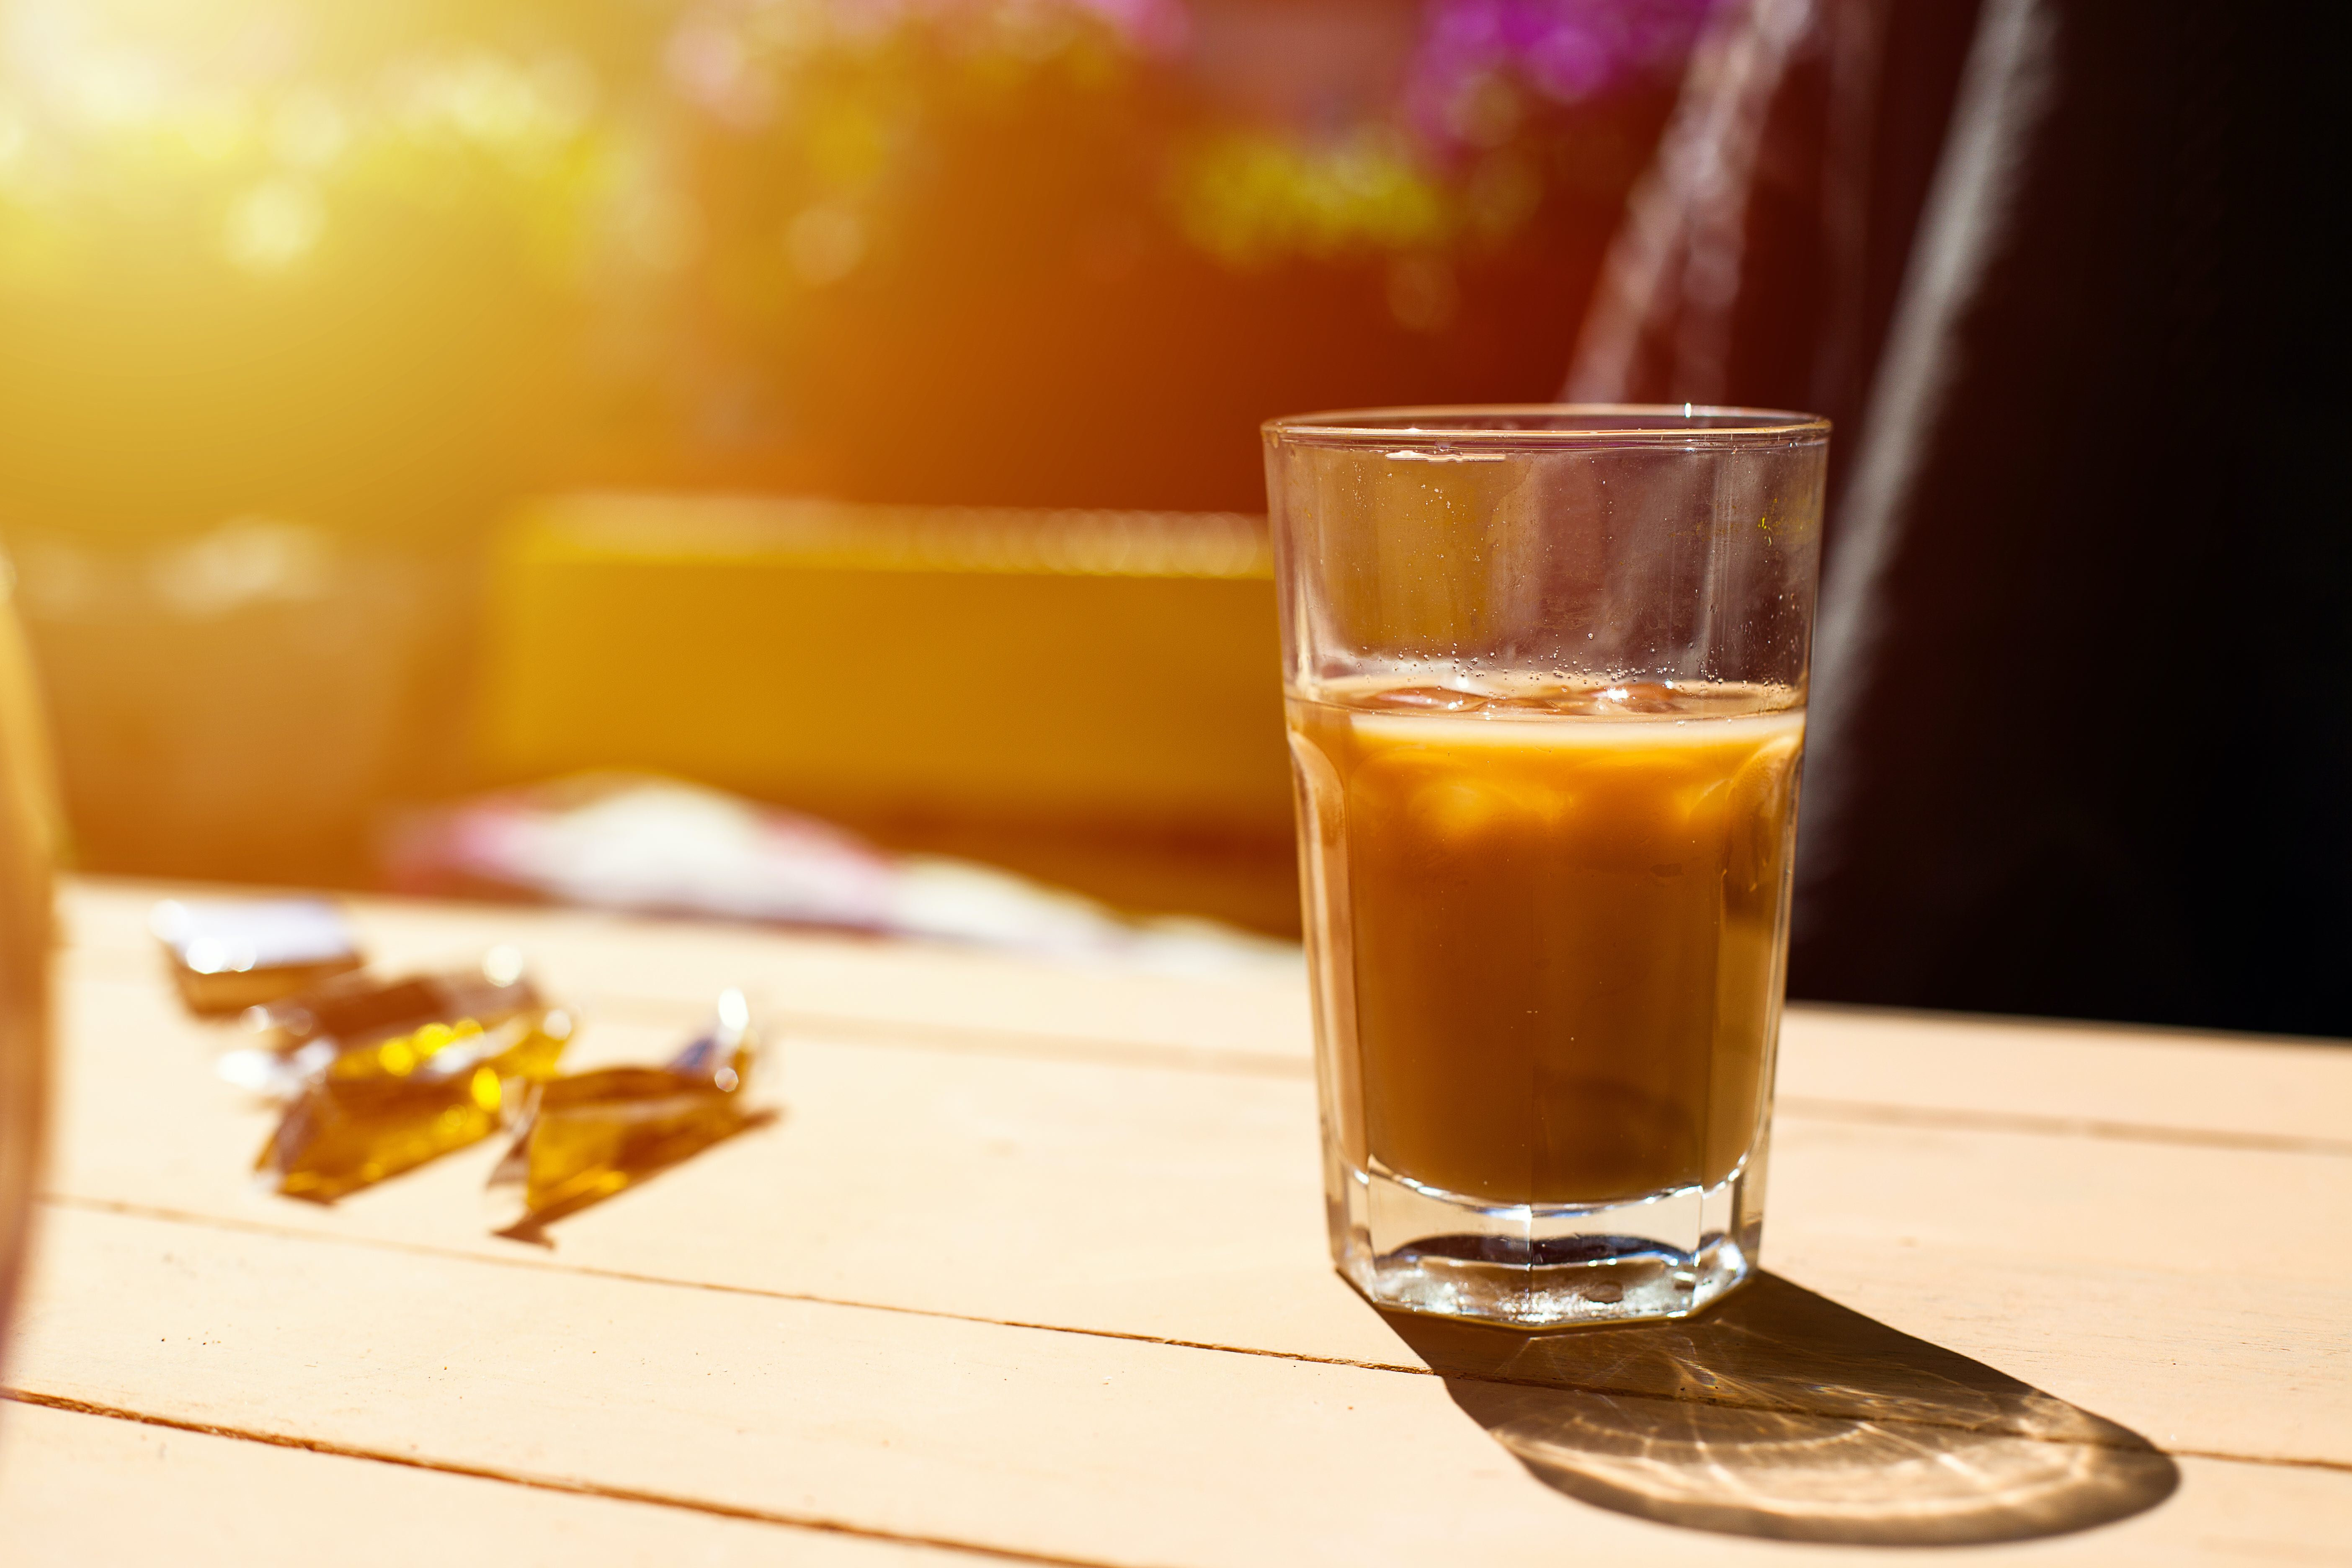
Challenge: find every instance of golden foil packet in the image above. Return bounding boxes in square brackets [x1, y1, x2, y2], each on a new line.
[490, 990, 759, 1228]
[220, 948, 557, 1101]
[238, 951, 575, 1202]
[256, 1008, 572, 1202]
[150, 898, 363, 1015]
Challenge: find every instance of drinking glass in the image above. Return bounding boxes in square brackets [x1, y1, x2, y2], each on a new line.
[1264, 406, 1827, 1326]
[0, 556, 55, 1372]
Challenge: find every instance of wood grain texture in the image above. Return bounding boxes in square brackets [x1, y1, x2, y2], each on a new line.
[11, 878, 2351, 1564]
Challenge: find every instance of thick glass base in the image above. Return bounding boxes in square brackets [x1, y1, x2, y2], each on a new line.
[1332, 1158, 1760, 1328]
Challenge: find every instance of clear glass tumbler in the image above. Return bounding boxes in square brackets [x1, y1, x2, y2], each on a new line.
[1264, 406, 1827, 1327]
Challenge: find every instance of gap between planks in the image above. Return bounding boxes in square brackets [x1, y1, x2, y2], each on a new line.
[0, 1390, 1109, 1568]
[29, 1193, 1440, 1381]
[732, 1005, 1313, 1082]
[1773, 1097, 2352, 1159]
[30, 1192, 2352, 1477]
[9, 1387, 2350, 1568]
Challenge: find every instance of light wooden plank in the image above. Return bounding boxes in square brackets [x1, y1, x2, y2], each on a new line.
[1767, 1249, 2352, 1474]
[1779, 1005, 2352, 1149]
[50, 968, 2352, 1315]
[0, 1398, 977, 1567]
[13, 1204, 2352, 1568]
[39, 970, 2352, 1466]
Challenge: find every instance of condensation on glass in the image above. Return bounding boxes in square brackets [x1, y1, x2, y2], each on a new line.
[1263, 406, 1827, 1326]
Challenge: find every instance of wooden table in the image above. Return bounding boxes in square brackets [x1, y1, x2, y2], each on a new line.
[3, 878, 2347, 1564]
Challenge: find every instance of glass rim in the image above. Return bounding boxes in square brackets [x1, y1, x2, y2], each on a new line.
[1263, 403, 1831, 446]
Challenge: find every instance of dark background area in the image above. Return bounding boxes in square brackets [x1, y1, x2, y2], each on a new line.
[1782, 0, 2348, 1040]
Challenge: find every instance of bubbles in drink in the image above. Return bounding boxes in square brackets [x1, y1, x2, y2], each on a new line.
[1357, 676, 1790, 721]
[1367, 685, 1486, 712]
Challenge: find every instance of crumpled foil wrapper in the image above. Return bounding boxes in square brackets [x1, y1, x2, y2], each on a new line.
[489, 989, 761, 1230]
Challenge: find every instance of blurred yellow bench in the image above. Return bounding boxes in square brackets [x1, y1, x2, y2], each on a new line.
[473, 495, 1299, 931]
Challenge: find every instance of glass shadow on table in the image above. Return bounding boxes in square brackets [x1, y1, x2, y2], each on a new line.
[1379, 1273, 2178, 1546]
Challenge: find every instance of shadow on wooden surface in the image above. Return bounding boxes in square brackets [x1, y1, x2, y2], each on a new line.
[493, 1109, 781, 1248]
[1381, 1273, 2178, 1545]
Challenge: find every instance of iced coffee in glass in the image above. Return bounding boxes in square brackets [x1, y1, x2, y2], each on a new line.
[1264, 407, 1826, 1326]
